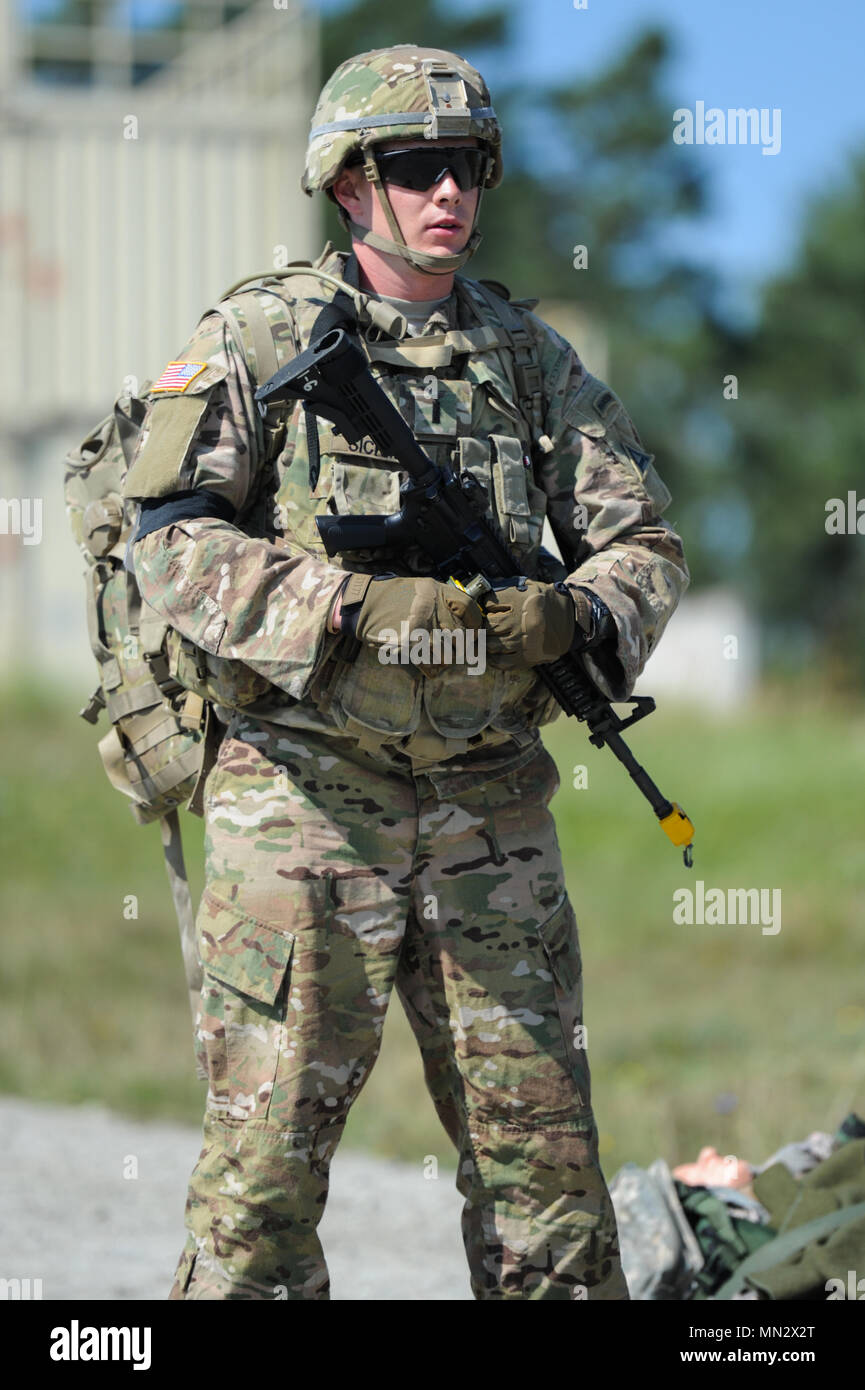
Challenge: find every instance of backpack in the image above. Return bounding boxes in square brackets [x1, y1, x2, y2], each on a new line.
[63, 273, 313, 1080]
[66, 259, 546, 1078]
[64, 379, 219, 1080]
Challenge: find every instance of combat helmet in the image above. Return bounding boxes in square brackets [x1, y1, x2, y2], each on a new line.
[302, 44, 502, 275]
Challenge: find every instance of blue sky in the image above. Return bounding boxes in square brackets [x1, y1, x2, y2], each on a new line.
[502, 0, 865, 291]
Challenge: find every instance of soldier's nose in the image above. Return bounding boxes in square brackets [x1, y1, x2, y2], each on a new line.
[434, 171, 462, 199]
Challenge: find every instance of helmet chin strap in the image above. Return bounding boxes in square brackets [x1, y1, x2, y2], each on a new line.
[347, 151, 486, 275]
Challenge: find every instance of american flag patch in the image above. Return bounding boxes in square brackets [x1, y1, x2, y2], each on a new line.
[151, 361, 207, 393]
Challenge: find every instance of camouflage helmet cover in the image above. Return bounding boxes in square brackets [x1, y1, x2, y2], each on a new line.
[302, 44, 503, 197]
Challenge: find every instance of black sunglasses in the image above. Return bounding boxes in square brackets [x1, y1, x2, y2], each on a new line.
[349, 146, 490, 192]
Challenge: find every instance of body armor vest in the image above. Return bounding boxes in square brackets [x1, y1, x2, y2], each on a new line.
[213, 246, 564, 762]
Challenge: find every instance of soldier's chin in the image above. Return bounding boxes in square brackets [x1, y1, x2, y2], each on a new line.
[422, 228, 469, 255]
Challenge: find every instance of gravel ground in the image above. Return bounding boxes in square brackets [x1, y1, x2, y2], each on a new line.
[0, 1098, 471, 1301]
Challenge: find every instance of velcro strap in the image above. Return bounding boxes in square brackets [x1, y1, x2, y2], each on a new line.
[105, 679, 165, 721]
[117, 703, 177, 742]
[366, 326, 508, 371]
[126, 744, 204, 800]
[134, 489, 235, 543]
[179, 692, 205, 730]
[341, 572, 375, 607]
[122, 711, 183, 758]
[367, 341, 455, 369]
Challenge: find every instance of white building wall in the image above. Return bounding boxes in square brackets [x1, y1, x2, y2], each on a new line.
[636, 588, 759, 711]
[0, 2, 320, 430]
[0, 1, 321, 691]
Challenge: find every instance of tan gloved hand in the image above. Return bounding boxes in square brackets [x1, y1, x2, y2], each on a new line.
[484, 579, 590, 669]
[339, 572, 484, 661]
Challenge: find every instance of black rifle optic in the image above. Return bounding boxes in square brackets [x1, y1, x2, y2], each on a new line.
[255, 327, 694, 866]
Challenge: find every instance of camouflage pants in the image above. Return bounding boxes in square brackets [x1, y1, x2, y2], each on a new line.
[170, 713, 629, 1301]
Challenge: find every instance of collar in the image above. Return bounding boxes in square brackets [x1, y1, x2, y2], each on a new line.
[310, 243, 509, 368]
[316, 243, 460, 337]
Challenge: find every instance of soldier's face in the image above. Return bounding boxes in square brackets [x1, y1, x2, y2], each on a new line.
[334, 137, 481, 260]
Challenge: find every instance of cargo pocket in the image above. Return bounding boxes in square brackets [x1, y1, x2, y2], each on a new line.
[330, 457, 402, 515]
[536, 896, 592, 1113]
[196, 886, 296, 1123]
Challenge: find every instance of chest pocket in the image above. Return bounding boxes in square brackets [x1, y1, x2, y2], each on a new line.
[326, 370, 470, 518]
[453, 357, 548, 569]
[456, 434, 546, 559]
[277, 371, 475, 568]
[328, 371, 473, 483]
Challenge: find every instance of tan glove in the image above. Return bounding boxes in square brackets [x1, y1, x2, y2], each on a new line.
[484, 579, 593, 668]
[339, 572, 484, 668]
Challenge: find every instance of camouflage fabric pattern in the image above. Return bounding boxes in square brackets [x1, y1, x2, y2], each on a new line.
[122, 247, 687, 1302]
[301, 46, 503, 197]
[169, 715, 628, 1300]
[125, 243, 688, 766]
[125, 302, 348, 705]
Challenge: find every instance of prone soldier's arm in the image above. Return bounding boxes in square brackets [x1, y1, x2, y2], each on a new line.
[122, 313, 348, 701]
[527, 314, 690, 701]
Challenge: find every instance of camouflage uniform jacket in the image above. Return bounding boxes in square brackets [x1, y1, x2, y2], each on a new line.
[123, 242, 689, 784]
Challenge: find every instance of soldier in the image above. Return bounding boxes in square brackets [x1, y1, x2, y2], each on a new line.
[123, 45, 689, 1300]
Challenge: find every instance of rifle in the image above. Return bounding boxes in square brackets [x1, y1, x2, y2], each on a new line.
[255, 327, 694, 866]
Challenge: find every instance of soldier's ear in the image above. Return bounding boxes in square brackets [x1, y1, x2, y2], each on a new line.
[331, 165, 365, 220]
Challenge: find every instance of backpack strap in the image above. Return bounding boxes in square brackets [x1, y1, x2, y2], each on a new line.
[457, 276, 548, 447]
[216, 291, 283, 386]
[159, 809, 208, 1081]
[213, 262, 403, 492]
[213, 283, 304, 485]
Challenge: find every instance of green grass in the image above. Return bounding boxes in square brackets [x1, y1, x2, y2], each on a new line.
[2, 679, 863, 1179]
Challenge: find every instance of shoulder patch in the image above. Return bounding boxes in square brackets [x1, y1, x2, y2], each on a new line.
[625, 443, 653, 475]
[151, 361, 207, 394]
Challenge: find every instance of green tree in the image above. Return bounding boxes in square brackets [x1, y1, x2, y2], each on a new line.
[735, 152, 865, 687]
